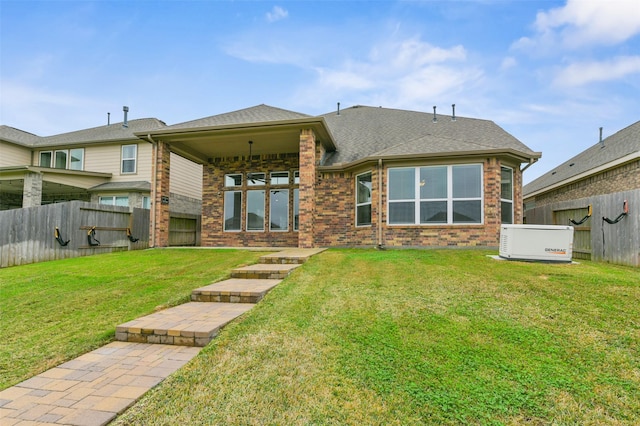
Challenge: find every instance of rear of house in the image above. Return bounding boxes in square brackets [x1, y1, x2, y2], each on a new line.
[143, 104, 540, 249]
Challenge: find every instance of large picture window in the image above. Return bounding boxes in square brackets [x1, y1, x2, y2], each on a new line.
[99, 196, 128, 207]
[270, 189, 289, 231]
[501, 166, 513, 224]
[39, 149, 84, 170]
[356, 172, 372, 226]
[224, 191, 242, 231]
[121, 144, 137, 174]
[388, 164, 483, 225]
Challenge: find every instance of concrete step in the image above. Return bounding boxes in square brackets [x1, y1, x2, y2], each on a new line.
[191, 278, 282, 303]
[115, 302, 254, 347]
[231, 263, 301, 280]
[259, 248, 326, 264]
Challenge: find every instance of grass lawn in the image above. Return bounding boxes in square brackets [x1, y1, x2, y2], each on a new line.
[0, 248, 268, 389]
[113, 249, 640, 425]
[3, 249, 639, 425]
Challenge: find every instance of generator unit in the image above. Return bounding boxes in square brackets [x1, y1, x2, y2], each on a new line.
[499, 224, 574, 263]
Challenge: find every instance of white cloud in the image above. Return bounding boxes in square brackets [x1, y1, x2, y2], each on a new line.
[500, 56, 517, 71]
[529, 0, 640, 49]
[266, 6, 288, 23]
[294, 37, 482, 110]
[554, 56, 640, 87]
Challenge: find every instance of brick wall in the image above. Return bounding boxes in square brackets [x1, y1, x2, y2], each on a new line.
[313, 158, 508, 248]
[201, 153, 300, 247]
[531, 160, 640, 207]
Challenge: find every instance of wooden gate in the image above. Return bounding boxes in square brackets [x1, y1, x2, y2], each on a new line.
[553, 207, 591, 260]
[169, 213, 200, 246]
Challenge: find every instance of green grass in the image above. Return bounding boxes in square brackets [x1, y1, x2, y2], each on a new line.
[3, 249, 639, 424]
[0, 248, 268, 389]
[113, 249, 640, 425]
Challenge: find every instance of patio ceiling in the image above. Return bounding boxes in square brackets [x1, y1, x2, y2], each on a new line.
[136, 118, 335, 165]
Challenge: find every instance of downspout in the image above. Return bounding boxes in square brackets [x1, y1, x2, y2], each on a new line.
[377, 158, 384, 249]
[146, 134, 157, 248]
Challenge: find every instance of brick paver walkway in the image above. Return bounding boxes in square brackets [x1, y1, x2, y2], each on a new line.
[0, 342, 200, 425]
[0, 248, 324, 425]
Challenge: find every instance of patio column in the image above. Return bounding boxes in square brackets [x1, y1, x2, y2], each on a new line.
[298, 129, 316, 248]
[22, 171, 43, 208]
[152, 141, 171, 247]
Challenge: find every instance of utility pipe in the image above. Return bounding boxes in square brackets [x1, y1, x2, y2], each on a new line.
[378, 158, 384, 248]
[146, 133, 157, 248]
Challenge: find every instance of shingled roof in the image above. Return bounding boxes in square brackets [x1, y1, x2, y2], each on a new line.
[524, 120, 640, 197]
[0, 125, 41, 146]
[165, 104, 312, 130]
[37, 118, 166, 147]
[320, 105, 539, 167]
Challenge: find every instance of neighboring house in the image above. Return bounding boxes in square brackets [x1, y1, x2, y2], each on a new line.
[140, 104, 540, 249]
[0, 116, 202, 215]
[523, 121, 639, 266]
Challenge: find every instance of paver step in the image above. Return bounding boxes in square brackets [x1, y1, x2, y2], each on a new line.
[259, 248, 326, 264]
[191, 278, 282, 303]
[115, 302, 254, 347]
[231, 263, 301, 279]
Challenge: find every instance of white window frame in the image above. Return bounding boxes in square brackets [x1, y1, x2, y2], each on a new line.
[69, 148, 84, 171]
[294, 170, 300, 185]
[293, 188, 299, 231]
[500, 166, 514, 224]
[99, 196, 129, 207]
[54, 150, 68, 169]
[39, 151, 53, 168]
[387, 164, 484, 225]
[224, 191, 242, 232]
[269, 189, 289, 232]
[355, 171, 373, 227]
[270, 171, 289, 185]
[246, 190, 265, 232]
[121, 144, 137, 174]
[224, 174, 242, 187]
[247, 172, 266, 186]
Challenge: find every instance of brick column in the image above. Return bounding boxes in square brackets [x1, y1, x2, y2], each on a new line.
[298, 129, 317, 248]
[152, 141, 171, 247]
[23, 172, 43, 208]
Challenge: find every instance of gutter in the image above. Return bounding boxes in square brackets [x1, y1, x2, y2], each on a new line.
[520, 157, 538, 173]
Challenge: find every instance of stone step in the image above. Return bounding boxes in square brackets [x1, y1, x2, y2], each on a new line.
[191, 278, 282, 303]
[259, 248, 326, 264]
[115, 302, 254, 347]
[231, 263, 301, 280]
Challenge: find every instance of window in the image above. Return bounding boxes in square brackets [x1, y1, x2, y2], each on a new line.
[293, 188, 299, 231]
[121, 145, 137, 174]
[225, 174, 242, 187]
[247, 172, 266, 186]
[247, 190, 265, 231]
[99, 196, 129, 207]
[69, 148, 84, 171]
[270, 189, 289, 231]
[142, 196, 151, 209]
[501, 166, 513, 224]
[271, 171, 289, 185]
[356, 172, 372, 226]
[54, 150, 68, 169]
[388, 164, 483, 225]
[224, 191, 242, 231]
[39, 151, 52, 167]
[294, 171, 300, 184]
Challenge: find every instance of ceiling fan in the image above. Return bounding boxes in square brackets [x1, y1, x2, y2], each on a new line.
[247, 140, 266, 185]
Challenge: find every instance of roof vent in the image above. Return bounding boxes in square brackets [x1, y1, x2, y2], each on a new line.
[432, 106, 437, 123]
[337, 102, 340, 116]
[107, 112, 110, 126]
[451, 104, 456, 121]
[123, 106, 129, 128]
[599, 126, 604, 148]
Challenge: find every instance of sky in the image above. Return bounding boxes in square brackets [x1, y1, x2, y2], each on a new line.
[1, 0, 639, 183]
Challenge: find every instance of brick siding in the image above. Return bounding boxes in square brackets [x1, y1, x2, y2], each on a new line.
[531, 160, 639, 207]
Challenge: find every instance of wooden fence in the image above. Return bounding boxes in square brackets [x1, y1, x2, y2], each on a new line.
[0, 201, 149, 268]
[524, 189, 639, 267]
